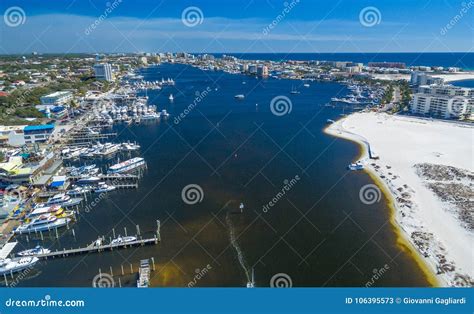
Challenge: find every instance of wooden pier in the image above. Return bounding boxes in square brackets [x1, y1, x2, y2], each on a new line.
[36, 237, 159, 259]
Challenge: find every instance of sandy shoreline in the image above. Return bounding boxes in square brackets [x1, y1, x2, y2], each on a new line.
[325, 112, 473, 287]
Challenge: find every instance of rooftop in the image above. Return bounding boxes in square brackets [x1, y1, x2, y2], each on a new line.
[24, 124, 55, 132]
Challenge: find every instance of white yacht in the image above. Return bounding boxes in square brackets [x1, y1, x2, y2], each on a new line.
[108, 157, 146, 174]
[94, 182, 116, 193]
[169, 94, 174, 101]
[15, 215, 71, 234]
[0, 256, 39, 275]
[45, 193, 82, 207]
[110, 235, 137, 245]
[17, 245, 51, 257]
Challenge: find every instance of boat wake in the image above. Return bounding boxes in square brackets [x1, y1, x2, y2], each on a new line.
[225, 210, 251, 283]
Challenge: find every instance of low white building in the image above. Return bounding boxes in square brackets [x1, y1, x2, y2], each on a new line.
[40, 91, 73, 106]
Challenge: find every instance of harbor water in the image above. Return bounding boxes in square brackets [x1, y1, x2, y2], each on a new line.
[14, 63, 433, 287]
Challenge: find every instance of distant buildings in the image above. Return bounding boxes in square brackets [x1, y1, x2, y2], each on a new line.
[410, 72, 444, 86]
[40, 91, 73, 106]
[93, 63, 113, 81]
[411, 84, 473, 120]
[257, 65, 269, 77]
[368, 62, 406, 69]
[139, 57, 148, 65]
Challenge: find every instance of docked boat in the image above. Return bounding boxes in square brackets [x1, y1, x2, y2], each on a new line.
[161, 109, 169, 117]
[108, 157, 146, 174]
[326, 119, 335, 124]
[0, 256, 39, 275]
[94, 182, 116, 193]
[66, 186, 90, 196]
[27, 205, 73, 219]
[17, 245, 51, 257]
[76, 176, 101, 185]
[140, 112, 160, 120]
[121, 142, 141, 151]
[110, 235, 137, 245]
[45, 193, 82, 207]
[348, 162, 364, 171]
[15, 215, 71, 234]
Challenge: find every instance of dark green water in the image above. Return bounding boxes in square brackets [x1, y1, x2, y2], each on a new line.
[14, 64, 431, 287]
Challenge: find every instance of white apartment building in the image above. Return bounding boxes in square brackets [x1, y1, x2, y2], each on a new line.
[40, 91, 73, 105]
[411, 84, 473, 120]
[93, 63, 113, 81]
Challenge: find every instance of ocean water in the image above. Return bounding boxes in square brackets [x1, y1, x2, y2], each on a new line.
[13, 63, 433, 287]
[208, 53, 474, 70]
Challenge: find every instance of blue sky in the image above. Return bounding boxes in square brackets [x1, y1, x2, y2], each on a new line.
[0, 0, 473, 53]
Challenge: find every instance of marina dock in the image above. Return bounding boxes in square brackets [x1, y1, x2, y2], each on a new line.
[35, 237, 159, 259]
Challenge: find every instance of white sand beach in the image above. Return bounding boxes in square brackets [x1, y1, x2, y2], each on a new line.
[325, 112, 473, 287]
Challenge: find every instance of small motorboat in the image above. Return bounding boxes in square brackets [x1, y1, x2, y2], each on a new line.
[110, 235, 137, 245]
[94, 182, 116, 193]
[348, 162, 364, 171]
[17, 245, 51, 257]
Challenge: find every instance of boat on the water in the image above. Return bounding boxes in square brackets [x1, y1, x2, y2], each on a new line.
[110, 235, 137, 245]
[17, 245, 51, 257]
[348, 162, 364, 171]
[108, 157, 146, 174]
[234, 94, 245, 100]
[169, 94, 174, 101]
[15, 215, 71, 234]
[44, 193, 82, 207]
[246, 268, 255, 288]
[0, 256, 39, 275]
[66, 186, 90, 196]
[76, 176, 101, 185]
[94, 182, 116, 193]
